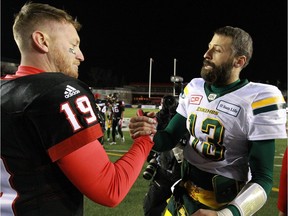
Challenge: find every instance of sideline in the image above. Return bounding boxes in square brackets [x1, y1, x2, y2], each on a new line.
[121, 118, 130, 131]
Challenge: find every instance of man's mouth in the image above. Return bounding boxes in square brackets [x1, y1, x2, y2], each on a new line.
[204, 65, 212, 70]
[203, 60, 214, 69]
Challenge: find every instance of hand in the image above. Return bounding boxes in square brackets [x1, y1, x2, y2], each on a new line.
[136, 109, 156, 118]
[191, 209, 217, 216]
[118, 119, 122, 127]
[129, 110, 157, 139]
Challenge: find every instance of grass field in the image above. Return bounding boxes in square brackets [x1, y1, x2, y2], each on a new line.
[84, 108, 287, 216]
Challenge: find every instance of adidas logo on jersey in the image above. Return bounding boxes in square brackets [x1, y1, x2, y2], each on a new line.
[64, 85, 80, 98]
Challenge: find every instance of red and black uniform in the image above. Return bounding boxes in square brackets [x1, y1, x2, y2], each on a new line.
[1, 66, 153, 216]
[278, 148, 287, 215]
[111, 100, 125, 142]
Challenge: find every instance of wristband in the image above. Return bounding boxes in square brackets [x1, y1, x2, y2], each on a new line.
[230, 182, 267, 216]
[217, 208, 233, 216]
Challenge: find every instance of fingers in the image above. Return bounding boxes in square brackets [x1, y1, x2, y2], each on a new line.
[136, 109, 156, 118]
[129, 124, 157, 136]
[130, 129, 156, 139]
[129, 116, 157, 139]
[136, 109, 144, 117]
[146, 111, 156, 118]
[129, 116, 157, 124]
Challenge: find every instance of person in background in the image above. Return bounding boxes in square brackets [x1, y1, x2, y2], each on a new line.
[0, 2, 157, 216]
[129, 26, 287, 216]
[105, 94, 116, 142]
[94, 93, 107, 145]
[94, 93, 108, 125]
[106, 109, 113, 142]
[278, 147, 287, 216]
[143, 95, 188, 216]
[110, 93, 125, 145]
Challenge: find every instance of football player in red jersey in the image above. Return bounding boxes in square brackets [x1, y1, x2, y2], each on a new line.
[278, 147, 287, 216]
[109, 93, 126, 144]
[0, 2, 156, 216]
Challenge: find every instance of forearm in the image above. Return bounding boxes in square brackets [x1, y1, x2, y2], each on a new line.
[248, 140, 275, 194]
[153, 113, 188, 152]
[58, 136, 153, 207]
[219, 140, 275, 216]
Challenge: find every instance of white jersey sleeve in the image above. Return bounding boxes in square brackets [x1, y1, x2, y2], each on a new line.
[245, 82, 287, 140]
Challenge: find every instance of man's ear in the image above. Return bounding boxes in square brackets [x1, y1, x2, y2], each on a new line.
[234, 56, 246, 68]
[31, 31, 49, 53]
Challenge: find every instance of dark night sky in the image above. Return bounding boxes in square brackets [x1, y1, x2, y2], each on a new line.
[1, 0, 287, 88]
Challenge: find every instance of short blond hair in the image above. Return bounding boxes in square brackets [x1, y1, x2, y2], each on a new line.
[13, 2, 81, 49]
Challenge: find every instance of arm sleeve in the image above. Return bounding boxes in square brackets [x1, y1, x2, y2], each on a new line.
[248, 139, 275, 194]
[278, 148, 287, 213]
[57, 136, 153, 207]
[225, 140, 276, 216]
[153, 113, 188, 152]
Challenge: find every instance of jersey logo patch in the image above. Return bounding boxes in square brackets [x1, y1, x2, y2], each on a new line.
[64, 85, 80, 98]
[208, 93, 217, 101]
[216, 100, 241, 117]
[189, 95, 203, 105]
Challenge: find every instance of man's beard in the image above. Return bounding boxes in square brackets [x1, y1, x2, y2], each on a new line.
[200, 59, 233, 86]
[51, 48, 78, 78]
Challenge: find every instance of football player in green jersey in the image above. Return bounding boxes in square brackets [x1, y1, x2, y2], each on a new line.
[129, 26, 287, 216]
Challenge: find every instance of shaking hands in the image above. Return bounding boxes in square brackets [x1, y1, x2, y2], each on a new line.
[129, 109, 157, 140]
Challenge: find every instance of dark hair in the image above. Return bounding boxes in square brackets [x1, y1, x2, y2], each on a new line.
[214, 26, 253, 68]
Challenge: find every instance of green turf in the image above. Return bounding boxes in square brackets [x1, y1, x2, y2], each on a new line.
[84, 108, 287, 216]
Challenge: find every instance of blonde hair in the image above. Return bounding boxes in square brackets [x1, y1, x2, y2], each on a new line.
[13, 2, 81, 50]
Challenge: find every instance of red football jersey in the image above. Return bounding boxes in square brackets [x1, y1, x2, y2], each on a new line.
[1, 71, 103, 215]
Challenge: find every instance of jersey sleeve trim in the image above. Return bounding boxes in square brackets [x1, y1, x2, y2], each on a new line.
[48, 123, 103, 162]
[253, 103, 286, 115]
[252, 96, 285, 109]
[252, 95, 286, 115]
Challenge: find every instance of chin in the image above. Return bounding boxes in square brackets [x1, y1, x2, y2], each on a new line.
[201, 68, 212, 78]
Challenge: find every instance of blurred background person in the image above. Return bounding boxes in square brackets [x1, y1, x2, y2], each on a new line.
[109, 93, 125, 145]
[143, 95, 188, 216]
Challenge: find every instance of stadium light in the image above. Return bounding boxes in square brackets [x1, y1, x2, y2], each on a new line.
[148, 58, 153, 98]
[170, 75, 183, 83]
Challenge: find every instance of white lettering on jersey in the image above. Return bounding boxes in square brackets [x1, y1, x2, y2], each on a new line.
[61, 102, 82, 131]
[64, 85, 80, 99]
[60, 95, 97, 132]
[1, 158, 17, 216]
[76, 96, 97, 124]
